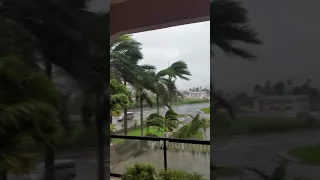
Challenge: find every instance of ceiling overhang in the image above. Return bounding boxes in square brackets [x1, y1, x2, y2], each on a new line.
[110, 0, 209, 42]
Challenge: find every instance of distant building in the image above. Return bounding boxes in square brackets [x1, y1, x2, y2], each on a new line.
[187, 91, 208, 99]
[254, 95, 309, 117]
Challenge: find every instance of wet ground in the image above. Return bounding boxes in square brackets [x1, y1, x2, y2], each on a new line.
[9, 129, 320, 180]
[212, 129, 320, 180]
[111, 148, 210, 179]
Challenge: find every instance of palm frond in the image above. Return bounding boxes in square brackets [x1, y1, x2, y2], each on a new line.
[211, 0, 262, 58]
[140, 64, 156, 70]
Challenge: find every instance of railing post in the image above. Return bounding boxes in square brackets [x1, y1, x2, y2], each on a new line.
[164, 139, 167, 170]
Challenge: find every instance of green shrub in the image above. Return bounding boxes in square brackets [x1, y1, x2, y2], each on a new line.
[157, 169, 204, 180]
[173, 113, 203, 139]
[121, 164, 204, 180]
[121, 163, 156, 180]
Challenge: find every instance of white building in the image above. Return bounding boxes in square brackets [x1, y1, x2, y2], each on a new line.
[187, 91, 208, 99]
[254, 95, 309, 117]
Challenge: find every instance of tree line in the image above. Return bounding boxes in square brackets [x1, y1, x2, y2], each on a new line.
[253, 79, 320, 98]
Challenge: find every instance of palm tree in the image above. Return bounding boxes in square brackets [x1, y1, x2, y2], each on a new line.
[152, 61, 191, 138]
[161, 78, 184, 104]
[1, 1, 107, 179]
[110, 79, 129, 144]
[146, 109, 179, 137]
[143, 70, 170, 117]
[2, 1, 110, 179]
[0, 56, 61, 179]
[173, 113, 203, 139]
[157, 60, 191, 106]
[110, 35, 144, 135]
[110, 79, 130, 120]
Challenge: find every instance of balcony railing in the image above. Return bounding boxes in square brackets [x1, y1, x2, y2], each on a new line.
[110, 134, 210, 178]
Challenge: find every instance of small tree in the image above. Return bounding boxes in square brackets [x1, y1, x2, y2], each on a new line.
[173, 113, 204, 139]
[146, 109, 179, 137]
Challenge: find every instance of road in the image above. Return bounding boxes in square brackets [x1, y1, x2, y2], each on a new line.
[112, 103, 209, 130]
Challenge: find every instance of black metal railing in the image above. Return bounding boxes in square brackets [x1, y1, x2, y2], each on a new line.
[110, 134, 210, 178]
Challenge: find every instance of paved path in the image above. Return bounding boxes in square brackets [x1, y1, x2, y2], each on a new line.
[212, 129, 320, 179]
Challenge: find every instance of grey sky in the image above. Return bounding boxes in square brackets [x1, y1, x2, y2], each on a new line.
[213, 0, 320, 94]
[132, 21, 210, 90]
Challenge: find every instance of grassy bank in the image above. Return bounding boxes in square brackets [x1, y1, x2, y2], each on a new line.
[200, 107, 210, 114]
[112, 127, 205, 144]
[289, 144, 320, 165]
[192, 131, 204, 140]
[212, 114, 319, 136]
[172, 99, 209, 105]
[112, 126, 163, 144]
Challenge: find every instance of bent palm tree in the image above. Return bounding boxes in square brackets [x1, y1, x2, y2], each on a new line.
[110, 35, 145, 135]
[211, 0, 262, 58]
[157, 60, 191, 106]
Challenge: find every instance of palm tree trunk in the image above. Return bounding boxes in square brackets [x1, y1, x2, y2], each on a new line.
[44, 59, 55, 180]
[156, 95, 160, 115]
[140, 97, 143, 136]
[169, 76, 172, 106]
[0, 170, 7, 180]
[110, 114, 113, 143]
[156, 95, 160, 131]
[169, 92, 172, 107]
[123, 80, 128, 135]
